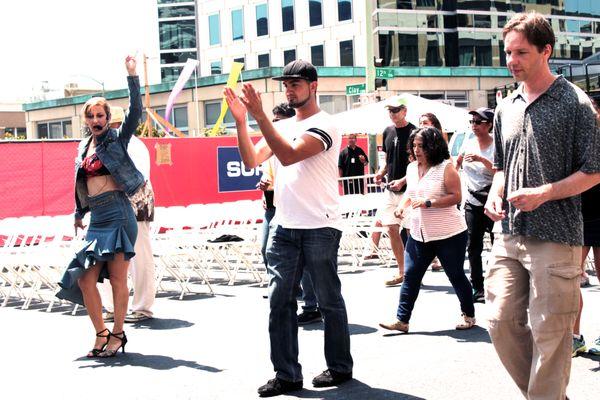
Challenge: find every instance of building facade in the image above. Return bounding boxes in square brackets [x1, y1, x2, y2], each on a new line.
[16, 1, 600, 139]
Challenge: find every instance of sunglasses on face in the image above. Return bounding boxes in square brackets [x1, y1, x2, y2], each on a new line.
[470, 119, 488, 125]
[388, 108, 404, 114]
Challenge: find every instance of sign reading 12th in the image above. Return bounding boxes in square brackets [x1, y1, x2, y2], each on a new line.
[217, 146, 261, 192]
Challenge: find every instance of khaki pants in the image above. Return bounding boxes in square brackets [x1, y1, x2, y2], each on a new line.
[100, 221, 156, 317]
[486, 234, 581, 400]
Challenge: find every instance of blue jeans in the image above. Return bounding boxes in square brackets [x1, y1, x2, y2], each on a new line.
[266, 225, 353, 382]
[261, 207, 276, 267]
[301, 270, 318, 312]
[397, 231, 474, 323]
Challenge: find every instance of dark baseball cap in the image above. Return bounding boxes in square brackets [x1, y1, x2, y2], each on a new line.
[273, 60, 318, 82]
[468, 107, 494, 121]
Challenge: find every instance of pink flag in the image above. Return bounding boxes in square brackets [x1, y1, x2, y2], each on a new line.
[164, 58, 199, 131]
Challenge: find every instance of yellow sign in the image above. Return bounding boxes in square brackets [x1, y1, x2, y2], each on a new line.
[210, 62, 244, 136]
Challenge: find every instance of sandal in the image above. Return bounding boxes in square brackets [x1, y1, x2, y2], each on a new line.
[87, 328, 110, 358]
[456, 313, 476, 330]
[98, 331, 128, 358]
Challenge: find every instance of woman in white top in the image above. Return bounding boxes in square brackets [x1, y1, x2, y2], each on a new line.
[455, 107, 495, 303]
[379, 127, 475, 333]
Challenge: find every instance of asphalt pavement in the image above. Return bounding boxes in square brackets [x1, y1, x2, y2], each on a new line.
[1, 261, 599, 400]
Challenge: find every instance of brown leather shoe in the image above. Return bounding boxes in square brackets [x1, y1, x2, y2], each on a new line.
[455, 313, 476, 330]
[379, 320, 409, 332]
[384, 275, 404, 286]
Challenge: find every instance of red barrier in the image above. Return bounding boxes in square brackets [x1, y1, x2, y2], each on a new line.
[0, 136, 368, 219]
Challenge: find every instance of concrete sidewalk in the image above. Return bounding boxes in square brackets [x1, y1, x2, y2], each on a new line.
[1, 264, 598, 400]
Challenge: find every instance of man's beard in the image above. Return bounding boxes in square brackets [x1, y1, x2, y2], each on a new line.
[289, 92, 311, 109]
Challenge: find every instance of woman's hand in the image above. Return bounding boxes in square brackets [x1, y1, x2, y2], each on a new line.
[393, 206, 405, 219]
[224, 87, 248, 122]
[125, 55, 137, 76]
[74, 218, 86, 234]
[411, 197, 428, 209]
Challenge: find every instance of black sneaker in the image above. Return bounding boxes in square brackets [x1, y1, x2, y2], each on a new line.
[312, 369, 353, 388]
[257, 378, 303, 397]
[297, 310, 322, 325]
[473, 290, 485, 303]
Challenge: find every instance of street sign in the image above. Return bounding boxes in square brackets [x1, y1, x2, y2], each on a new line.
[346, 83, 366, 96]
[375, 68, 394, 79]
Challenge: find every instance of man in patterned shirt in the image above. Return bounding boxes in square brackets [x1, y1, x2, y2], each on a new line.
[484, 12, 600, 399]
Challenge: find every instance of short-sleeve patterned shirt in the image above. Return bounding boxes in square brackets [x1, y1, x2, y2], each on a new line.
[493, 75, 600, 245]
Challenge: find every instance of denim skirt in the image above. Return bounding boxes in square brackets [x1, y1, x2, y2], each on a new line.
[57, 190, 137, 305]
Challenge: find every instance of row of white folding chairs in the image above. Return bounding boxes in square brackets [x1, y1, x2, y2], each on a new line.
[0, 214, 80, 310]
[150, 201, 267, 299]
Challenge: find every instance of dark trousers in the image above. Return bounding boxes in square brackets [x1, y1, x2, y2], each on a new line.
[396, 231, 474, 323]
[464, 202, 494, 292]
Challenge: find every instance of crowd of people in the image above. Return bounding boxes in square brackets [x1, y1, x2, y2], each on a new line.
[53, 11, 600, 400]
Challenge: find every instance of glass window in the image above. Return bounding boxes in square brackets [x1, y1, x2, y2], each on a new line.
[309, 0, 323, 27]
[158, 5, 195, 18]
[256, 3, 269, 36]
[173, 107, 189, 134]
[283, 49, 296, 65]
[160, 51, 197, 64]
[159, 20, 196, 50]
[211, 61, 222, 75]
[474, 14, 491, 29]
[157, 0, 191, 3]
[398, 33, 419, 66]
[319, 95, 347, 114]
[338, 0, 352, 21]
[232, 9, 244, 41]
[209, 14, 221, 45]
[161, 66, 183, 81]
[37, 123, 48, 139]
[339, 40, 354, 66]
[282, 0, 295, 32]
[311, 44, 324, 66]
[459, 32, 492, 66]
[258, 53, 270, 68]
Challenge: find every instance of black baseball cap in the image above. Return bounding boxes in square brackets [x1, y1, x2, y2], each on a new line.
[468, 107, 494, 121]
[273, 60, 318, 82]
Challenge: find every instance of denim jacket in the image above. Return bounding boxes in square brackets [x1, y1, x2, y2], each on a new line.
[74, 76, 144, 219]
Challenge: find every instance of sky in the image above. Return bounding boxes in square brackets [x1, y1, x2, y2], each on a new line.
[0, 0, 160, 102]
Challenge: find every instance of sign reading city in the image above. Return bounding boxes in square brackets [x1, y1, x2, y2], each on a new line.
[346, 83, 366, 96]
[217, 146, 261, 192]
[375, 68, 394, 79]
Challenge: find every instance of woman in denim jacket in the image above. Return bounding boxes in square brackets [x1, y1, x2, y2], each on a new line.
[57, 56, 144, 358]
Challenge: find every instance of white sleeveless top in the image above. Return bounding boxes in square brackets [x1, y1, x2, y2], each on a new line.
[405, 159, 467, 242]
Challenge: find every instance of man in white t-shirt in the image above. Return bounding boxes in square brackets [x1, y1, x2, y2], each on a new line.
[224, 60, 353, 398]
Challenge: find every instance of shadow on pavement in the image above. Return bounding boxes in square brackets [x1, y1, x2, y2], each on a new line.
[76, 353, 222, 372]
[295, 379, 425, 399]
[413, 326, 491, 343]
[301, 323, 378, 336]
[130, 317, 194, 330]
[382, 326, 490, 343]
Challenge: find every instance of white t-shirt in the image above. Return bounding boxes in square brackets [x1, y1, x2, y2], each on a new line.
[460, 137, 494, 206]
[272, 110, 342, 230]
[127, 135, 151, 182]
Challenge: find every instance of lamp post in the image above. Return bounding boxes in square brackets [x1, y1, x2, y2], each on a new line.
[69, 74, 105, 96]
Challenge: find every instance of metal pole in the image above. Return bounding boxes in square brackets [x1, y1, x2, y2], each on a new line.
[365, 0, 375, 93]
[143, 54, 152, 136]
[194, 67, 200, 137]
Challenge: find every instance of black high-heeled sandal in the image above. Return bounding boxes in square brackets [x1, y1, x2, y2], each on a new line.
[98, 331, 127, 358]
[87, 328, 110, 358]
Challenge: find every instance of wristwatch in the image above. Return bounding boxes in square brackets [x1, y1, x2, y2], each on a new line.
[425, 199, 432, 208]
